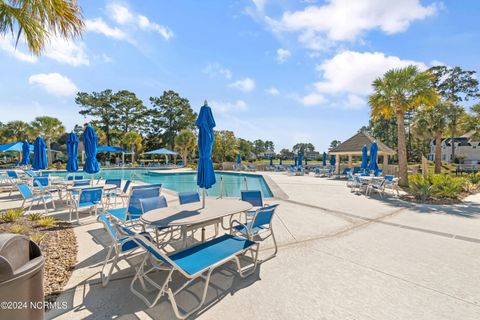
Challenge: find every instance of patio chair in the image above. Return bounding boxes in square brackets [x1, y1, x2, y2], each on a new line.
[108, 180, 132, 206]
[23, 169, 39, 178]
[384, 175, 400, 196]
[67, 175, 84, 180]
[97, 212, 153, 287]
[178, 191, 200, 205]
[374, 169, 383, 177]
[231, 204, 279, 260]
[73, 180, 91, 187]
[6, 170, 22, 196]
[17, 183, 55, 214]
[105, 185, 162, 222]
[366, 178, 386, 197]
[240, 190, 267, 221]
[69, 187, 104, 223]
[351, 176, 368, 194]
[129, 232, 259, 317]
[104, 178, 122, 207]
[314, 168, 321, 177]
[340, 168, 351, 179]
[140, 195, 177, 242]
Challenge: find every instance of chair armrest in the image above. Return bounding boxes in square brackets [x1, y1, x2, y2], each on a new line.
[230, 219, 251, 239]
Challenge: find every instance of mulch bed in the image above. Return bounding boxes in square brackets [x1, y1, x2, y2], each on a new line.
[0, 218, 77, 302]
[399, 194, 462, 205]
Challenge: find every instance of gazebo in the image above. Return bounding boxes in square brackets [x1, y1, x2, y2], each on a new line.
[329, 131, 396, 173]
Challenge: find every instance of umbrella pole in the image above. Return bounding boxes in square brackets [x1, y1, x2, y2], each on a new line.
[202, 188, 206, 209]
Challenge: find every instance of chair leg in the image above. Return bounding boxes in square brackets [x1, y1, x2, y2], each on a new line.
[101, 246, 119, 287]
[42, 199, 48, 214]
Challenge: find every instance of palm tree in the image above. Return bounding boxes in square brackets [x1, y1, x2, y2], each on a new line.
[413, 101, 451, 173]
[0, 0, 84, 55]
[121, 131, 142, 163]
[4, 120, 33, 141]
[369, 65, 437, 187]
[31, 116, 65, 165]
[175, 129, 196, 165]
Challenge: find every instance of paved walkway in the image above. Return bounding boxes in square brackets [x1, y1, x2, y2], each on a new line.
[2, 172, 479, 319]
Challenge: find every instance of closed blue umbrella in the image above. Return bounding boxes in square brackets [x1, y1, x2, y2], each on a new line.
[279, 158, 283, 165]
[361, 144, 368, 170]
[20, 141, 30, 166]
[196, 101, 216, 207]
[322, 152, 327, 166]
[330, 154, 336, 166]
[304, 157, 308, 166]
[237, 153, 241, 164]
[297, 151, 302, 166]
[368, 142, 378, 171]
[66, 132, 79, 172]
[32, 136, 47, 170]
[269, 156, 273, 166]
[83, 126, 100, 174]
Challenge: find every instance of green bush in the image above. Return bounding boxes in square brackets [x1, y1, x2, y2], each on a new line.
[431, 175, 465, 199]
[27, 212, 43, 221]
[37, 217, 57, 228]
[467, 173, 480, 184]
[408, 174, 433, 202]
[9, 225, 26, 234]
[1, 209, 24, 223]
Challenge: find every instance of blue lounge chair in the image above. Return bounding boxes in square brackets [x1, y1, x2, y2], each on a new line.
[17, 183, 55, 214]
[69, 187, 104, 223]
[67, 175, 84, 180]
[231, 204, 279, 260]
[106, 185, 162, 222]
[178, 191, 200, 205]
[97, 212, 153, 287]
[6, 170, 22, 196]
[129, 233, 259, 317]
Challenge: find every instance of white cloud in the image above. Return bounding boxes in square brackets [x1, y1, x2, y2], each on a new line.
[107, 3, 134, 24]
[100, 3, 173, 41]
[345, 94, 366, 108]
[252, 0, 267, 11]
[86, 17, 128, 40]
[210, 100, 248, 113]
[299, 93, 326, 106]
[137, 15, 173, 40]
[0, 37, 38, 63]
[44, 37, 89, 66]
[268, 0, 438, 50]
[203, 63, 232, 79]
[28, 73, 79, 97]
[229, 78, 256, 92]
[314, 50, 427, 95]
[276, 48, 291, 63]
[266, 87, 280, 95]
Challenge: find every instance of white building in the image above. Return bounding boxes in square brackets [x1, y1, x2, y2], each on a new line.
[428, 133, 480, 164]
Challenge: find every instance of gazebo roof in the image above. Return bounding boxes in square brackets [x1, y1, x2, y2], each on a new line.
[330, 131, 396, 155]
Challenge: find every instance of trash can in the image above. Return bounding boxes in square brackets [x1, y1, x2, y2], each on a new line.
[0, 233, 45, 320]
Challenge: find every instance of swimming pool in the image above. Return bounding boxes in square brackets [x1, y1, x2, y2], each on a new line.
[49, 169, 273, 198]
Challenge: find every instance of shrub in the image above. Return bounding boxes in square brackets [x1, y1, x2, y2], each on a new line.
[37, 217, 57, 228]
[30, 233, 45, 244]
[1, 209, 24, 223]
[432, 176, 464, 199]
[27, 212, 43, 221]
[9, 225, 26, 234]
[467, 173, 480, 185]
[408, 174, 433, 202]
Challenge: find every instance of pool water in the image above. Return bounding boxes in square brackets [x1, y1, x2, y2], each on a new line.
[49, 169, 273, 198]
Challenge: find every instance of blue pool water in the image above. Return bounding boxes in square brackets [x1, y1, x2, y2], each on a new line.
[49, 169, 273, 198]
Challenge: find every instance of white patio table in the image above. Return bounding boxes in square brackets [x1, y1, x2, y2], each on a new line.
[141, 198, 253, 245]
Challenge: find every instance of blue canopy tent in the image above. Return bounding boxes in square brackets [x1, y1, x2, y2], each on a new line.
[361, 145, 368, 170]
[20, 141, 30, 166]
[66, 132, 79, 172]
[297, 152, 302, 167]
[97, 145, 129, 165]
[144, 148, 177, 164]
[322, 152, 327, 167]
[196, 101, 216, 207]
[83, 126, 100, 175]
[32, 136, 48, 170]
[368, 142, 379, 171]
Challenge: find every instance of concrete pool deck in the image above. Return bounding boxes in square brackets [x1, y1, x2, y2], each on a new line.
[1, 171, 480, 319]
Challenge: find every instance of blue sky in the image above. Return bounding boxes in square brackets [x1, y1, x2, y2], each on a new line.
[1, 0, 479, 152]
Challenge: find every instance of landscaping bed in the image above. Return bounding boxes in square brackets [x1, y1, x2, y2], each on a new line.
[0, 209, 77, 302]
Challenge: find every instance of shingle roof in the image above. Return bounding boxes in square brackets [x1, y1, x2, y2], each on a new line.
[330, 131, 396, 155]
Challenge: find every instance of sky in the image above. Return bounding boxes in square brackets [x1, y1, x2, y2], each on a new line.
[1, 0, 480, 152]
